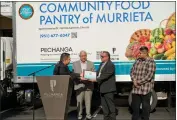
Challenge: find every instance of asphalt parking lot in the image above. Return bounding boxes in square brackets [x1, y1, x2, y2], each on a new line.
[0, 106, 175, 120]
[1, 93, 176, 120]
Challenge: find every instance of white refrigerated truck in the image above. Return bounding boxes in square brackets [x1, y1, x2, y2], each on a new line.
[0, 2, 176, 111]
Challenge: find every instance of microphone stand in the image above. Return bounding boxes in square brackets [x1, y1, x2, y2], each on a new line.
[28, 63, 56, 120]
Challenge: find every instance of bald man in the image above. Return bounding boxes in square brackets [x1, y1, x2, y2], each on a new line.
[72, 51, 95, 120]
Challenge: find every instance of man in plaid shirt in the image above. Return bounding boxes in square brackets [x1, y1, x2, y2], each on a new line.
[130, 46, 156, 120]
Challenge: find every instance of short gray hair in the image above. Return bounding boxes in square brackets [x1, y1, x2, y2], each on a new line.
[79, 50, 87, 56]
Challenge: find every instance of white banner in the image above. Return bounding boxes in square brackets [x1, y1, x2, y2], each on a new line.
[15, 2, 176, 64]
[14, 2, 176, 82]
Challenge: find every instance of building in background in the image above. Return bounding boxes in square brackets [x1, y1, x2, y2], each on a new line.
[0, 2, 12, 37]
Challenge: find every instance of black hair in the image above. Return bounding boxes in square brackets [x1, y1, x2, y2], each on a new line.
[102, 51, 110, 60]
[139, 46, 148, 52]
[60, 53, 70, 62]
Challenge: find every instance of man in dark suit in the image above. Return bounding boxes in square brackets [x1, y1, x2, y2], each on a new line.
[82, 51, 117, 120]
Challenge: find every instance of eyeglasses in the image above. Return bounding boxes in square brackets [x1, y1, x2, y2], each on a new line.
[101, 56, 107, 58]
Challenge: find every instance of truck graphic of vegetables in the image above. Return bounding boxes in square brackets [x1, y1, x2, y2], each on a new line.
[125, 12, 176, 60]
[125, 29, 151, 60]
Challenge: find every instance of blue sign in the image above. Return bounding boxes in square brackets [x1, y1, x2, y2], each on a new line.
[19, 4, 34, 20]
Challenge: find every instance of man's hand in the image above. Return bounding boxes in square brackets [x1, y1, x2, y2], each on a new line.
[133, 80, 140, 88]
[80, 77, 87, 81]
[80, 72, 84, 77]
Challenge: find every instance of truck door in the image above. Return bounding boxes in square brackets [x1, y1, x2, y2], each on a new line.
[0, 37, 13, 80]
[0, 37, 6, 80]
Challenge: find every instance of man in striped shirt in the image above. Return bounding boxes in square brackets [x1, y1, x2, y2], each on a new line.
[130, 46, 156, 120]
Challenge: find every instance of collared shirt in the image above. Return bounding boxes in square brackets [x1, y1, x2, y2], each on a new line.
[98, 62, 106, 78]
[130, 57, 156, 95]
[80, 60, 87, 72]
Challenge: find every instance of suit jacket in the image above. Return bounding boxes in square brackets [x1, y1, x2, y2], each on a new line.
[53, 61, 80, 80]
[97, 60, 117, 93]
[72, 60, 95, 91]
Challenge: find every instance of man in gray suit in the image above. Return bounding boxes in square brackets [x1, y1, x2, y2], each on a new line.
[72, 50, 95, 120]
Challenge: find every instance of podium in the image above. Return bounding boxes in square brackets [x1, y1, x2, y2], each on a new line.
[36, 75, 72, 120]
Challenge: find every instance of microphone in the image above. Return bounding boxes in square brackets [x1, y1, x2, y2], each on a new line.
[28, 63, 57, 76]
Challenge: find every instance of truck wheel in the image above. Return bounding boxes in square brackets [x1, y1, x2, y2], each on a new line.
[128, 89, 157, 112]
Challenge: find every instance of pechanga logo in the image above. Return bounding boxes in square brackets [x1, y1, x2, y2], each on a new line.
[19, 4, 34, 20]
[110, 48, 119, 61]
[112, 48, 116, 54]
[41, 47, 73, 53]
[50, 80, 56, 92]
[43, 80, 63, 99]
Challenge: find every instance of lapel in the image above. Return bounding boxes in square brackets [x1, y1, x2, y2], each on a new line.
[77, 61, 82, 73]
[86, 61, 89, 70]
[97, 62, 103, 75]
[101, 62, 108, 72]
[97, 63, 101, 76]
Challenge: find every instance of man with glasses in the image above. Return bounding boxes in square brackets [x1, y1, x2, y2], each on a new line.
[84, 51, 117, 120]
[130, 46, 156, 120]
[73, 50, 95, 120]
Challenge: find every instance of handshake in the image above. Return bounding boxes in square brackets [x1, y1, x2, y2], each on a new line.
[79, 71, 97, 82]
